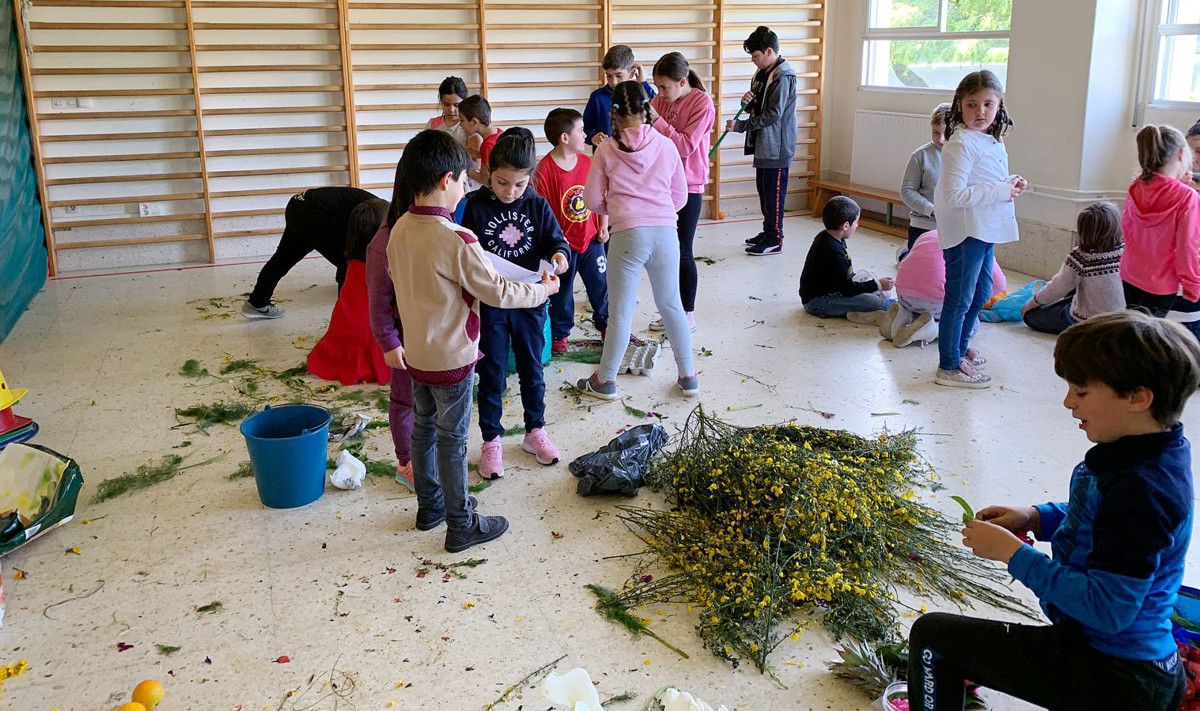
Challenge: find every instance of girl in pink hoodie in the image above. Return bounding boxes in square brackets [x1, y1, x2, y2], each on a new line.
[1120, 124, 1200, 316]
[647, 52, 716, 333]
[577, 81, 698, 400]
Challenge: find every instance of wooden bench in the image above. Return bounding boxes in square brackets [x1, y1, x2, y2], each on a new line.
[809, 178, 909, 239]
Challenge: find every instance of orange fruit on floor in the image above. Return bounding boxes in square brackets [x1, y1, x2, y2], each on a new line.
[131, 678, 165, 709]
[116, 703, 146, 711]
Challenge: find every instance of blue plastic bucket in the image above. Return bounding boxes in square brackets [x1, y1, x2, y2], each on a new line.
[506, 303, 552, 374]
[240, 404, 331, 509]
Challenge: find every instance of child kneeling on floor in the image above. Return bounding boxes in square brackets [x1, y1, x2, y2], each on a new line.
[385, 129, 560, 553]
[799, 196, 894, 321]
[880, 230, 1005, 348]
[908, 310, 1200, 711]
[1022, 201, 1125, 335]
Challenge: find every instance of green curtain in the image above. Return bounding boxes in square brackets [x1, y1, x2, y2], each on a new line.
[1, 0, 47, 342]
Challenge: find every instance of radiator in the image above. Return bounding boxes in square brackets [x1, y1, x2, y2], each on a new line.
[849, 110, 934, 192]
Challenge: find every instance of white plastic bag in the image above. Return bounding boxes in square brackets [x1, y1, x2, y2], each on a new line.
[330, 450, 366, 490]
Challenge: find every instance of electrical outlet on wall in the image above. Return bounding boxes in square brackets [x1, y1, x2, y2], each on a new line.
[139, 203, 153, 217]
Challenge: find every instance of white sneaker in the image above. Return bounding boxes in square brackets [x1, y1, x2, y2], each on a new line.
[649, 317, 666, 331]
[934, 363, 992, 389]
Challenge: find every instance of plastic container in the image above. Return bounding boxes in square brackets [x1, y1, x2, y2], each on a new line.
[872, 682, 909, 711]
[240, 404, 331, 509]
[506, 304, 552, 374]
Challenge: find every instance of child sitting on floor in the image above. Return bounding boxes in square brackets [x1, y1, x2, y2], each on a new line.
[307, 197, 391, 386]
[1022, 201, 1125, 335]
[881, 230, 1006, 348]
[799, 196, 894, 321]
[461, 127, 570, 480]
[908, 311, 1200, 710]
[385, 129, 559, 553]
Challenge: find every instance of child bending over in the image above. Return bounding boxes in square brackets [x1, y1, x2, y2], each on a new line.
[460, 95, 502, 186]
[909, 310, 1200, 710]
[307, 197, 391, 386]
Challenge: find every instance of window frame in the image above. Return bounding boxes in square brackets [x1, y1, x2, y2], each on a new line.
[860, 0, 1011, 93]
[1140, 0, 1200, 110]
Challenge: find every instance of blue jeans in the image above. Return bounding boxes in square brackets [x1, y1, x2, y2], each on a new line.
[803, 290, 888, 318]
[411, 374, 475, 531]
[598, 226, 694, 382]
[477, 304, 546, 441]
[549, 240, 608, 340]
[938, 238, 994, 370]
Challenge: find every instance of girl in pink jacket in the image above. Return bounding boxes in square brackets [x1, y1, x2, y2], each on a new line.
[577, 81, 698, 400]
[1120, 124, 1200, 316]
[647, 52, 716, 333]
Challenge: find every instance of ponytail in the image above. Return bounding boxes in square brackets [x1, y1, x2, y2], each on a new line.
[489, 126, 537, 175]
[610, 80, 651, 152]
[1136, 124, 1186, 182]
[653, 51, 706, 93]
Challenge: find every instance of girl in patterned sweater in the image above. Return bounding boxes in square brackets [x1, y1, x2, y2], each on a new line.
[1022, 202, 1125, 334]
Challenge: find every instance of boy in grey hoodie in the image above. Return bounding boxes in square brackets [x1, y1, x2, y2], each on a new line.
[729, 26, 797, 256]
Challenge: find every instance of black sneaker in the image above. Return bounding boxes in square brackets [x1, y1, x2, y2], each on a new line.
[746, 238, 782, 256]
[415, 496, 477, 531]
[445, 514, 509, 553]
[744, 232, 767, 246]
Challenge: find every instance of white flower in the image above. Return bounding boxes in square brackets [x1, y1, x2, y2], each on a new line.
[541, 668, 603, 711]
[656, 687, 730, 711]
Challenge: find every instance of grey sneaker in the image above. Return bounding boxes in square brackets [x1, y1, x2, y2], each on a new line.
[648, 316, 696, 333]
[445, 514, 509, 553]
[965, 349, 988, 368]
[934, 364, 992, 389]
[676, 375, 700, 397]
[894, 312, 934, 348]
[846, 310, 884, 326]
[242, 300, 284, 319]
[577, 374, 619, 400]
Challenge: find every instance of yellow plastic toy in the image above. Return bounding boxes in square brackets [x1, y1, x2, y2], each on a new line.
[0, 368, 26, 412]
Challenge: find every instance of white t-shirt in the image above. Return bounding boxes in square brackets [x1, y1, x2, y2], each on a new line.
[933, 128, 1019, 249]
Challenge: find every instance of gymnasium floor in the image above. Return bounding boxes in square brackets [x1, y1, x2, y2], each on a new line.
[3, 213, 1193, 709]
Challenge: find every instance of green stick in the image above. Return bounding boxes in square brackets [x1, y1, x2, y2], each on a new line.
[709, 102, 751, 159]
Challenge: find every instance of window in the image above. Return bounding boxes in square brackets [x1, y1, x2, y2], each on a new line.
[862, 0, 1012, 91]
[1151, 0, 1200, 104]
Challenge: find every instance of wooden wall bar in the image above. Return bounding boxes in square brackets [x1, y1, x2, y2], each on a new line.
[16, 0, 823, 274]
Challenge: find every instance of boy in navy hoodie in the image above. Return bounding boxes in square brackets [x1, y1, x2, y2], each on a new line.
[461, 128, 569, 481]
[908, 310, 1200, 711]
[583, 44, 656, 150]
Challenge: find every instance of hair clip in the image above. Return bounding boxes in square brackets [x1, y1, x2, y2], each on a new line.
[612, 101, 623, 110]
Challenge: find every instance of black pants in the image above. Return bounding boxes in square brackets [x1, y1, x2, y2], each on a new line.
[476, 303, 546, 442]
[677, 192, 703, 312]
[908, 612, 1184, 711]
[1122, 281, 1176, 317]
[1023, 295, 1075, 334]
[756, 167, 789, 242]
[899, 225, 932, 261]
[248, 196, 348, 307]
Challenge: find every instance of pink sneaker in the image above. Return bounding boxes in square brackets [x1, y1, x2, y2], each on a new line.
[395, 461, 414, 488]
[521, 428, 560, 465]
[480, 438, 504, 480]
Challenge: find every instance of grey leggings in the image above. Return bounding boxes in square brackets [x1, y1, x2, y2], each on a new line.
[598, 226, 695, 381]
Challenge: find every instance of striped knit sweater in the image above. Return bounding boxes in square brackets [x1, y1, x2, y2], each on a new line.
[1032, 245, 1125, 322]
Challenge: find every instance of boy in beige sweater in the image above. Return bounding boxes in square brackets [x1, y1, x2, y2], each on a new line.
[385, 129, 560, 553]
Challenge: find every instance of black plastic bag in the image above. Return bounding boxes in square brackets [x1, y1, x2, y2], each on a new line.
[569, 424, 668, 497]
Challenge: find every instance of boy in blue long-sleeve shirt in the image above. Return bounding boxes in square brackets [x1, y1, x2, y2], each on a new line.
[908, 310, 1200, 711]
[583, 45, 655, 150]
